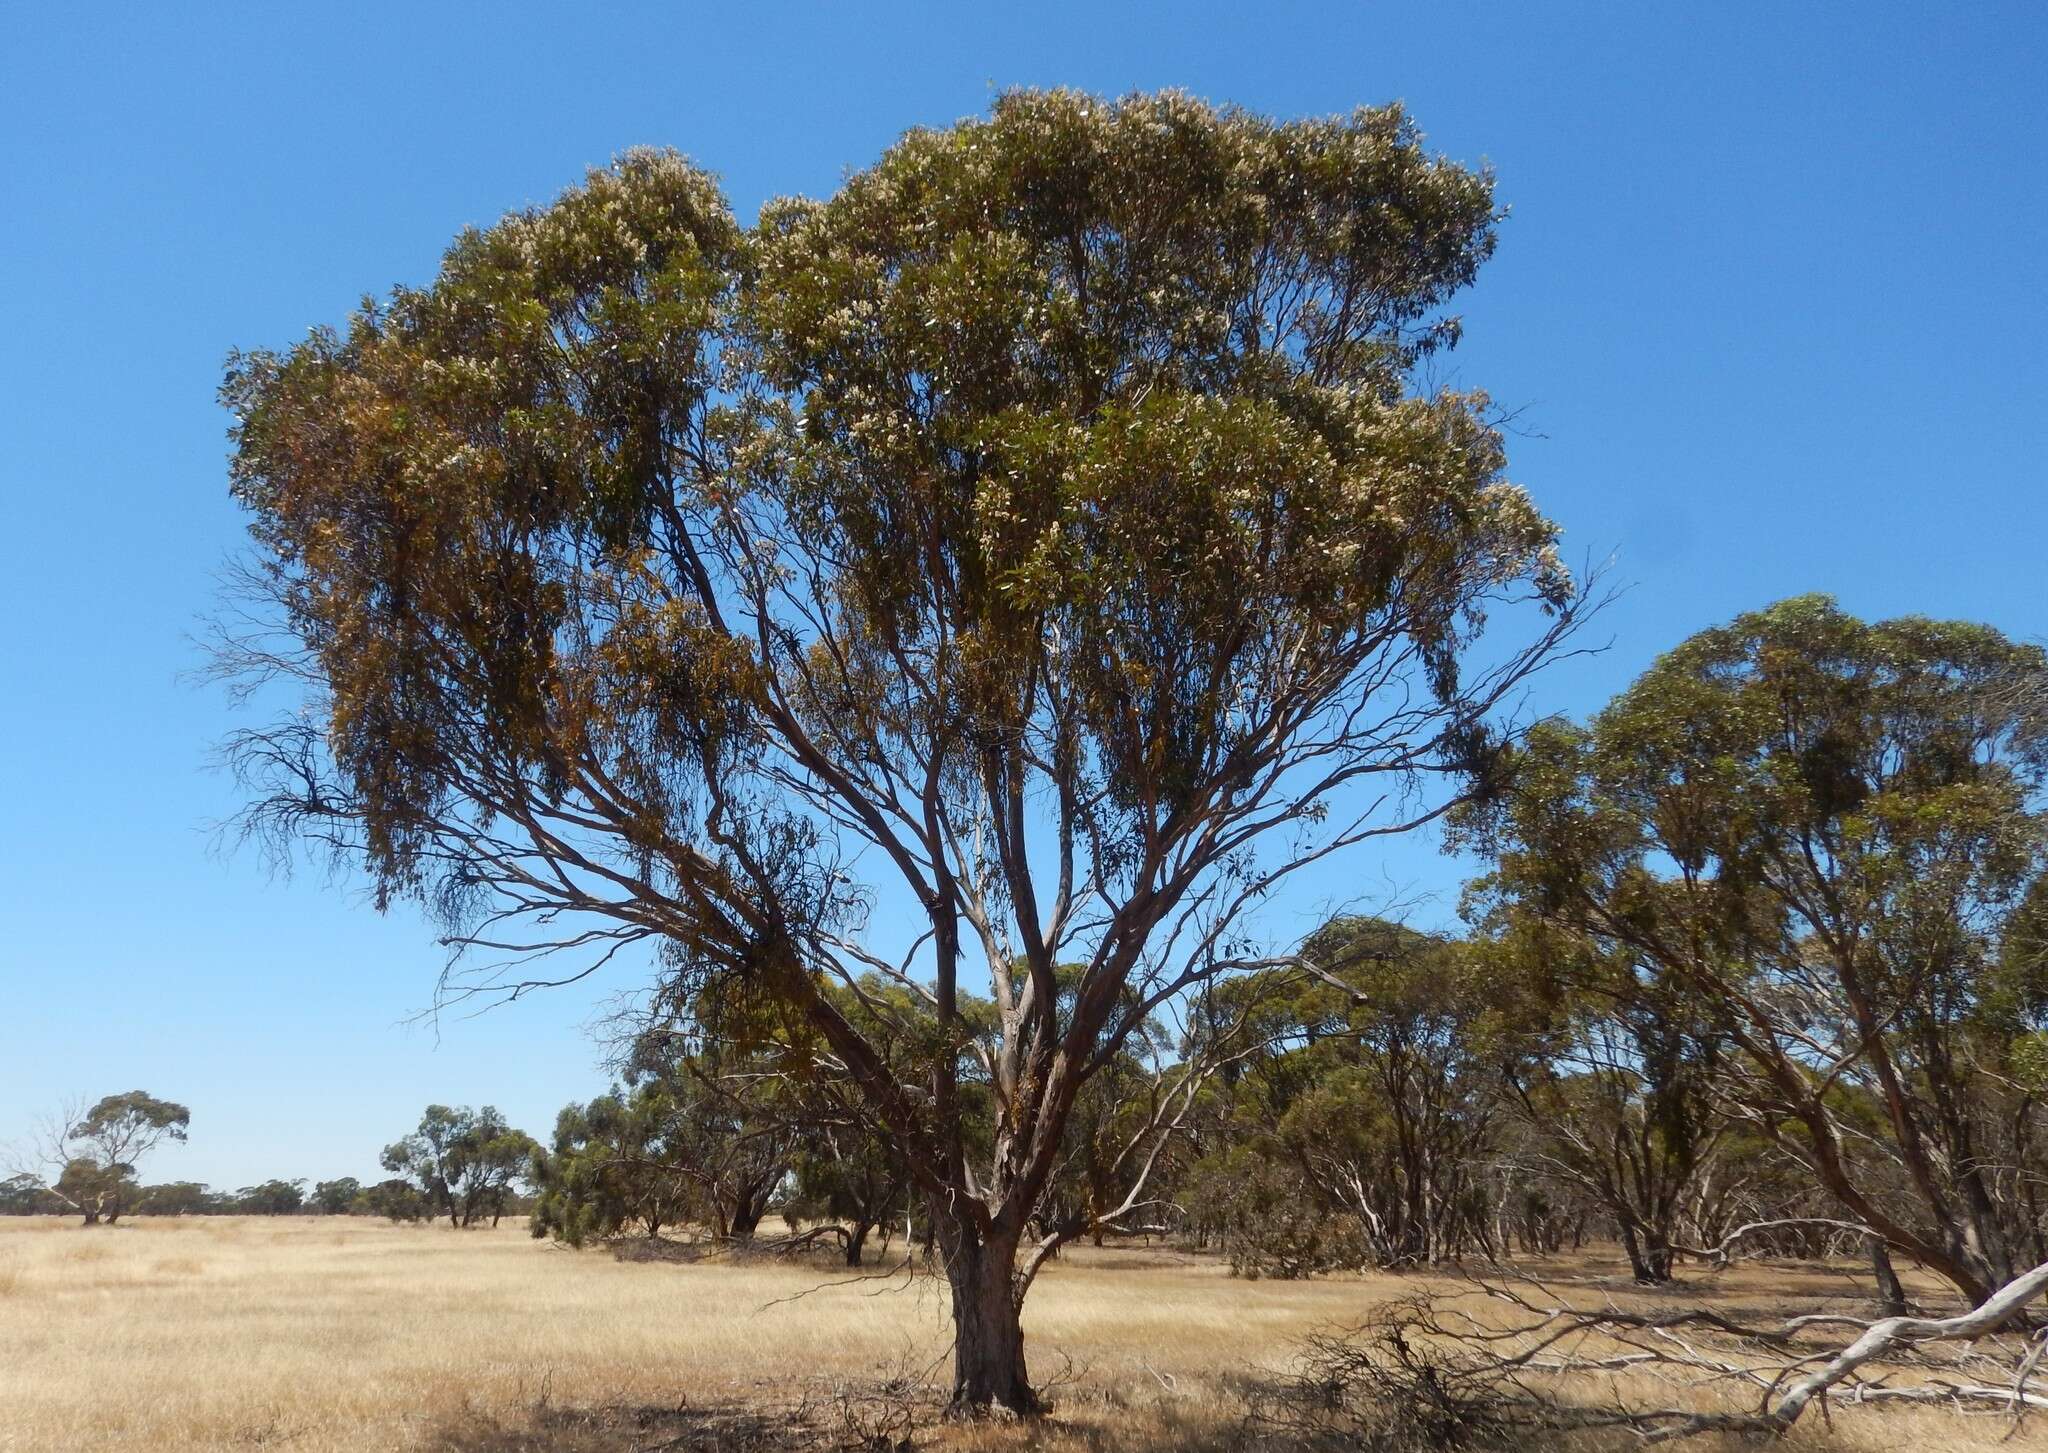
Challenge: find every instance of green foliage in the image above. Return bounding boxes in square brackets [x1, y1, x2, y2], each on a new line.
[41, 1092, 191, 1224]
[57, 1157, 137, 1223]
[310, 1177, 362, 1215]
[221, 89, 1577, 1411]
[0, 1173, 56, 1215]
[357, 1178, 430, 1222]
[77, 1092, 191, 1152]
[139, 1181, 217, 1215]
[1457, 596, 2048, 1302]
[1188, 920, 1524, 1274]
[1188, 1146, 1365, 1279]
[236, 1179, 307, 1215]
[530, 1084, 693, 1246]
[382, 1105, 537, 1228]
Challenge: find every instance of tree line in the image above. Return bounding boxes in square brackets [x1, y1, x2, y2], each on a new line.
[0, 1095, 541, 1225]
[512, 588, 2048, 1323]
[515, 585, 2048, 1316]
[13, 587, 2047, 1440]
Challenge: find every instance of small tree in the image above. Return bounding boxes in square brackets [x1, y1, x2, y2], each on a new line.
[141, 1181, 218, 1215]
[56, 1158, 138, 1225]
[1191, 920, 1518, 1273]
[383, 1105, 536, 1227]
[357, 1178, 429, 1222]
[455, 1110, 537, 1227]
[616, 1015, 798, 1242]
[0, 1173, 56, 1215]
[790, 1122, 909, 1267]
[11, 1092, 190, 1225]
[532, 1086, 692, 1244]
[237, 1179, 308, 1215]
[1477, 919, 1726, 1284]
[381, 1105, 462, 1225]
[311, 1177, 362, 1215]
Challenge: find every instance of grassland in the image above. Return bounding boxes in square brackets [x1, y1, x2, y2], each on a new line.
[0, 1215, 2036, 1451]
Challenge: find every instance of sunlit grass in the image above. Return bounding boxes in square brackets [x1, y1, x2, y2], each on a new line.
[0, 1216, 2025, 1451]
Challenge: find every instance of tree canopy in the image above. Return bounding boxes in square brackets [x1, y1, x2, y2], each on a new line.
[219, 89, 1577, 1411]
[14, 1091, 191, 1225]
[382, 1105, 537, 1229]
[1456, 595, 2048, 1305]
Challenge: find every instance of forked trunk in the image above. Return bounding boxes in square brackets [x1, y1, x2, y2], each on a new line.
[1620, 1222, 1674, 1284]
[939, 1218, 1038, 1415]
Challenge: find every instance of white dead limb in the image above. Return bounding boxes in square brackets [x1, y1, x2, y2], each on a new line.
[1265, 1260, 2048, 1445]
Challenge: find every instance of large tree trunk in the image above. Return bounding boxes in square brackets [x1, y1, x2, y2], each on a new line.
[1642, 1225, 1673, 1282]
[1620, 1222, 1674, 1284]
[844, 1220, 870, 1267]
[937, 1214, 1037, 1415]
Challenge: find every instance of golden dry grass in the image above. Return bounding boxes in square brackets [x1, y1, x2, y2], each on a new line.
[0, 1216, 2036, 1452]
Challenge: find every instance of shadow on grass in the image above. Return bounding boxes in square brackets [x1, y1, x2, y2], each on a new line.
[421, 1374, 1598, 1453]
[423, 1399, 807, 1453]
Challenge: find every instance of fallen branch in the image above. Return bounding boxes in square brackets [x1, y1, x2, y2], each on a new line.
[1260, 1258, 2048, 1445]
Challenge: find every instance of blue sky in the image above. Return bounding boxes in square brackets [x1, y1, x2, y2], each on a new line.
[3, 3, 2042, 1192]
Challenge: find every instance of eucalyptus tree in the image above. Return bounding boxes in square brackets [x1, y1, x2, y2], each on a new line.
[140, 1180, 218, 1215]
[969, 954, 1234, 1255]
[11, 1092, 190, 1225]
[1298, 917, 1521, 1266]
[532, 1085, 692, 1244]
[311, 1177, 363, 1215]
[1191, 919, 1519, 1273]
[789, 1117, 909, 1266]
[382, 1105, 536, 1228]
[218, 91, 1577, 1409]
[534, 1047, 799, 1246]
[615, 1007, 799, 1242]
[236, 1178, 308, 1215]
[1458, 596, 2048, 1306]
[380, 1105, 464, 1226]
[360, 1178, 429, 1222]
[0, 1173, 54, 1215]
[1469, 914, 1728, 1284]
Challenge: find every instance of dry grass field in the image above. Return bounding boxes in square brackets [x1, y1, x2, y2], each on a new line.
[0, 1215, 2038, 1452]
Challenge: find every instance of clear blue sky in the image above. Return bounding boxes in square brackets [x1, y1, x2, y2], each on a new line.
[3, 4, 2042, 1192]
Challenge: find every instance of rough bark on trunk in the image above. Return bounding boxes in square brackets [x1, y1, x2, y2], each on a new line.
[844, 1221, 870, 1267]
[939, 1219, 1037, 1415]
[1621, 1222, 1674, 1284]
[1870, 1237, 1909, 1317]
